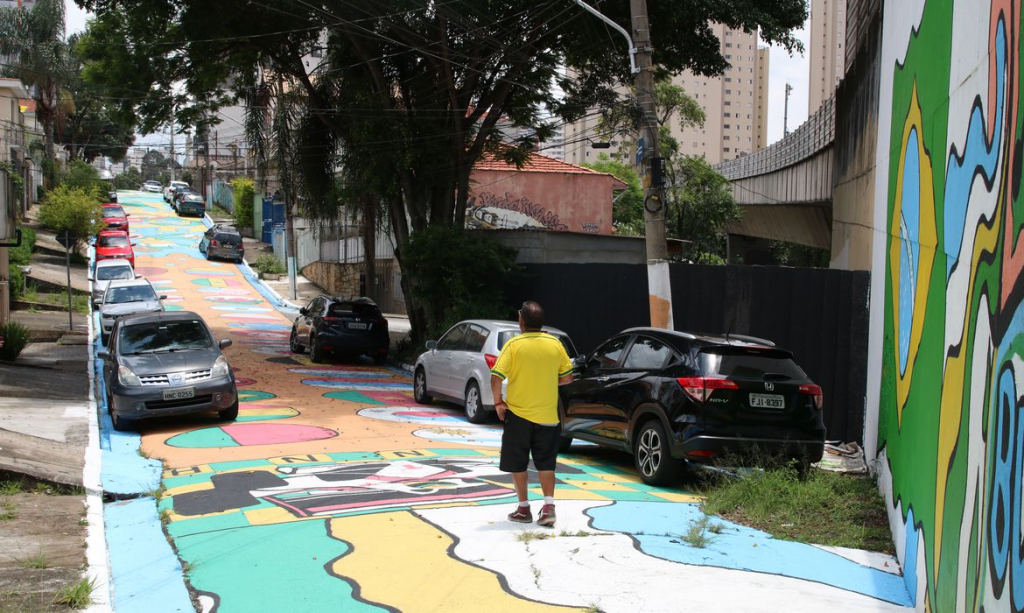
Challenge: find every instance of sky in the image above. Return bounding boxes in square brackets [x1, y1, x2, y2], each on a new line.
[64, 1, 811, 149]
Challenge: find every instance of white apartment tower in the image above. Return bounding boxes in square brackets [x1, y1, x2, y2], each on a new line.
[808, 0, 847, 116]
[564, 26, 769, 166]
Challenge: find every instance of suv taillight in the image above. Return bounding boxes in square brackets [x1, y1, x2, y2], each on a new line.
[485, 354, 498, 369]
[676, 376, 739, 403]
[210, 240, 219, 247]
[799, 384, 823, 410]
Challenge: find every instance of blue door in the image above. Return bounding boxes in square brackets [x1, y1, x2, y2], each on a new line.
[261, 198, 284, 243]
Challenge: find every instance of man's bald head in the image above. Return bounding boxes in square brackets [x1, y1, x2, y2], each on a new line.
[519, 301, 544, 331]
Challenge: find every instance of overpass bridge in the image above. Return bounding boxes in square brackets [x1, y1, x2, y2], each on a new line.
[715, 97, 836, 252]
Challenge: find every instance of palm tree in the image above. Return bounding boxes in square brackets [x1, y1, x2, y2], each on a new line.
[0, 0, 69, 186]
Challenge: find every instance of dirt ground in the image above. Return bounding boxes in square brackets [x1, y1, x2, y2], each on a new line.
[0, 480, 88, 612]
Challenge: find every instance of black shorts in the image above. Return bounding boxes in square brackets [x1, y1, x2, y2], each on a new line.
[500, 410, 561, 472]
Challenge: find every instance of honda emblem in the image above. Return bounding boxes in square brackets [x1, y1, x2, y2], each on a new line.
[764, 382, 774, 392]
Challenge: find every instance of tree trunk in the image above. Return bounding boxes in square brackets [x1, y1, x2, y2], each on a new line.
[361, 194, 376, 302]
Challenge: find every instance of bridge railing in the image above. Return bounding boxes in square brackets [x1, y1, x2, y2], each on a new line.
[716, 96, 836, 181]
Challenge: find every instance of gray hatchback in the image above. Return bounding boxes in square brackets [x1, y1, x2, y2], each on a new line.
[98, 311, 238, 431]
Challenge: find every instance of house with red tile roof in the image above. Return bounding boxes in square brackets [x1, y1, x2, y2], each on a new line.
[467, 151, 626, 235]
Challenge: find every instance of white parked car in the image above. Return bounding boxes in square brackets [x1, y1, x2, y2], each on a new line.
[89, 259, 137, 305]
[163, 180, 189, 203]
[413, 319, 577, 423]
[142, 180, 162, 193]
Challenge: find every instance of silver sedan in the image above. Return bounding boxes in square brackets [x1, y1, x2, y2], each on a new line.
[413, 319, 577, 423]
[98, 278, 165, 344]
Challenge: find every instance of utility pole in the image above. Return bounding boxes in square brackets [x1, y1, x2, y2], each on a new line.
[783, 82, 793, 137]
[631, 0, 673, 329]
[276, 71, 298, 300]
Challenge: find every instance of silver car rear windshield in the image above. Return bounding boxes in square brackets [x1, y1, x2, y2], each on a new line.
[498, 331, 576, 356]
[96, 266, 133, 281]
[698, 349, 806, 380]
[106, 286, 157, 304]
[120, 321, 212, 355]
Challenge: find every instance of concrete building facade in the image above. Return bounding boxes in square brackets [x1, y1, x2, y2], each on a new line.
[808, 0, 847, 116]
[564, 26, 769, 167]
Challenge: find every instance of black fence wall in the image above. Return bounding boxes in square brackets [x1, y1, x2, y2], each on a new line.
[507, 263, 870, 444]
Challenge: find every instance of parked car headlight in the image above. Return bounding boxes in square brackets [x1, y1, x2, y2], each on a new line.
[118, 365, 142, 387]
[211, 355, 231, 378]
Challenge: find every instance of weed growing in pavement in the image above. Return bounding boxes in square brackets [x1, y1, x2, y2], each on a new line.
[78, 517, 88, 527]
[53, 577, 96, 608]
[584, 605, 603, 613]
[0, 481, 20, 495]
[515, 530, 553, 543]
[708, 522, 726, 535]
[699, 464, 893, 552]
[159, 509, 172, 525]
[147, 484, 166, 500]
[680, 516, 716, 548]
[181, 560, 194, 575]
[0, 501, 16, 520]
[17, 552, 50, 569]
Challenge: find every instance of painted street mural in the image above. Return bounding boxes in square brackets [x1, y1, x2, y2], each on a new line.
[879, 0, 1024, 610]
[111, 190, 911, 611]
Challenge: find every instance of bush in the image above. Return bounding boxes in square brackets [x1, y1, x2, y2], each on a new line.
[9, 264, 24, 298]
[37, 185, 104, 252]
[62, 159, 104, 196]
[401, 226, 519, 339]
[231, 177, 255, 231]
[252, 254, 285, 276]
[0, 322, 31, 361]
[8, 227, 35, 267]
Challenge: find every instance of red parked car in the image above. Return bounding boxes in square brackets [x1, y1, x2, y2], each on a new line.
[96, 230, 136, 268]
[101, 203, 130, 234]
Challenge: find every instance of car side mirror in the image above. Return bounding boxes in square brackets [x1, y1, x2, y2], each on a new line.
[87, 275, 93, 281]
[125, 213, 130, 217]
[97, 350, 111, 360]
[299, 307, 308, 316]
[131, 242, 138, 246]
[573, 355, 586, 371]
[159, 295, 167, 300]
[425, 340, 437, 350]
[219, 339, 233, 349]
[92, 297, 101, 306]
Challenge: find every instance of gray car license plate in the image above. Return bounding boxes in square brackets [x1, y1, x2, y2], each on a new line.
[347, 322, 367, 330]
[749, 393, 784, 409]
[162, 387, 195, 401]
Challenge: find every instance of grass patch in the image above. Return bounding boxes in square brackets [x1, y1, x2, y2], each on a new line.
[0, 501, 15, 520]
[16, 552, 50, 569]
[0, 481, 21, 496]
[0, 472, 84, 496]
[53, 577, 95, 608]
[699, 466, 893, 552]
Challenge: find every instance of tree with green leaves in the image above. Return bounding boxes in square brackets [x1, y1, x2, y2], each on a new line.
[0, 0, 70, 185]
[669, 156, 742, 263]
[76, 0, 806, 336]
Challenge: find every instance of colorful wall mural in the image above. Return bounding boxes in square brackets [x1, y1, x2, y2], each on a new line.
[877, 0, 1024, 610]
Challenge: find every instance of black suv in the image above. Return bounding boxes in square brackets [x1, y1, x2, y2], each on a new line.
[559, 328, 826, 485]
[290, 296, 389, 364]
[199, 225, 244, 263]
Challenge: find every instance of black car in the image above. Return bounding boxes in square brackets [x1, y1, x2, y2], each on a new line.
[559, 328, 826, 485]
[290, 296, 389, 364]
[108, 191, 118, 203]
[98, 311, 238, 431]
[199, 224, 244, 263]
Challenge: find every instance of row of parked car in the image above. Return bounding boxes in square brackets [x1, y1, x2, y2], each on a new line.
[90, 191, 239, 432]
[411, 320, 828, 484]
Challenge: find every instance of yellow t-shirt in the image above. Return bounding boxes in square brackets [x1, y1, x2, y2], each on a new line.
[490, 331, 573, 424]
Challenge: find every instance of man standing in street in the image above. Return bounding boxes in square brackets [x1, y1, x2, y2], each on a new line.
[490, 301, 573, 527]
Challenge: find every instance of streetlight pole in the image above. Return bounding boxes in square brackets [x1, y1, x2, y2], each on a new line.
[575, 0, 673, 329]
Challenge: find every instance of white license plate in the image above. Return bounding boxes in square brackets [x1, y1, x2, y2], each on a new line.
[162, 387, 195, 401]
[347, 322, 367, 330]
[749, 393, 785, 409]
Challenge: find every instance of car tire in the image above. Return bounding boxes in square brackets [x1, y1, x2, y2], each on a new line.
[414, 368, 432, 404]
[289, 328, 304, 354]
[464, 381, 487, 424]
[218, 400, 239, 421]
[634, 419, 682, 486]
[373, 353, 387, 366]
[310, 336, 324, 363]
[110, 410, 131, 432]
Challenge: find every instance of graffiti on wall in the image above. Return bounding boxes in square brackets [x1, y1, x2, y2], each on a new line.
[466, 191, 569, 231]
[881, 0, 1024, 610]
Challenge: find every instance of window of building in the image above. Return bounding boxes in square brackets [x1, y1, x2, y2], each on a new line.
[724, 112, 731, 117]
[724, 136, 730, 141]
[724, 124, 731, 129]
[724, 147, 730, 152]
[725, 43, 733, 48]
[725, 89, 731, 94]
[725, 77, 732, 82]
[724, 101, 731, 106]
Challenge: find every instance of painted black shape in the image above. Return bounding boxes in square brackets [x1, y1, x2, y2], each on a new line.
[173, 470, 285, 516]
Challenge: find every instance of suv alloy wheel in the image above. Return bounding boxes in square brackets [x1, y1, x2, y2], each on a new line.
[634, 420, 682, 485]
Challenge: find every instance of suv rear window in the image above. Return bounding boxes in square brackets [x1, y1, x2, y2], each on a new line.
[328, 302, 381, 318]
[698, 348, 807, 380]
[498, 330, 577, 357]
[214, 232, 241, 245]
